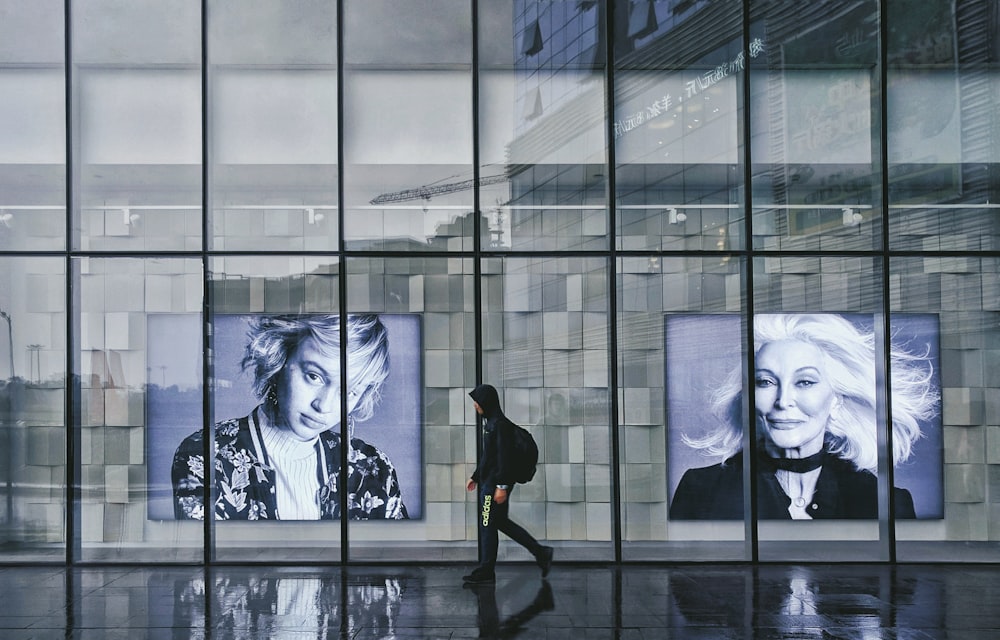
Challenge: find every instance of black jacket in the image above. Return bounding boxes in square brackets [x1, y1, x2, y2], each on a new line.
[469, 384, 517, 489]
[669, 453, 916, 520]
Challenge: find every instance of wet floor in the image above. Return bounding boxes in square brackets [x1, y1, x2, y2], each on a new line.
[0, 562, 996, 638]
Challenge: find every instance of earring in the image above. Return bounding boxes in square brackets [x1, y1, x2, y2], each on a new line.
[267, 386, 278, 407]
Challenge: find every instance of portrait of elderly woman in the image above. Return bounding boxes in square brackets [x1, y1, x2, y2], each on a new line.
[667, 313, 941, 521]
[171, 313, 410, 521]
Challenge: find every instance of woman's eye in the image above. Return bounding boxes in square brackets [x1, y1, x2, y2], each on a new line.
[754, 377, 775, 388]
[305, 371, 323, 383]
[796, 379, 817, 388]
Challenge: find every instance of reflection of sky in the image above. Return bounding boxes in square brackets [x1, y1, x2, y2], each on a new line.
[146, 314, 202, 390]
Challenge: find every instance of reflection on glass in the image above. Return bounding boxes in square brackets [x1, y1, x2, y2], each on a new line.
[72, 0, 202, 252]
[344, 0, 473, 251]
[886, 0, 1000, 250]
[669, 313, 941, 520]
[479, 1, 607, 251]
[0, 257, 66, 560]
[749, 1, 881, 251]
[0, 1, 65, 251]
[615, 1, 745, 252]
[209, 0, 338, 251]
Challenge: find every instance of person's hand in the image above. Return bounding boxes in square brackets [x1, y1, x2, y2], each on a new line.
[493, 487, 508, 504]
[467, 479, 477, 492]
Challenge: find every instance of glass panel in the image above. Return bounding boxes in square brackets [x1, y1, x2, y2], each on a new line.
[752, 256, 889, 561]
[208, 256, 341, 562]
[481, 256, 612, 561]
[749, 1, 882, 251]
[620, 255, 747, 561]
[72, 0, 202, 252]
[0, 258, 66, 561]
[76, 257, 203, 562]
[0, 1, 65, 251]
[886, 0, 1000, 251]
[343, 0, 474, 251]
[208, 0, 338, 251]
[614, 0, 745, 252]
[345, 257, 477, 562]
[480, 0, 607, 251]
[892, 257, 1000, 561]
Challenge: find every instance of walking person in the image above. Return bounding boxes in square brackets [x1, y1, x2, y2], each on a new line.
[464, 384, 554, 585]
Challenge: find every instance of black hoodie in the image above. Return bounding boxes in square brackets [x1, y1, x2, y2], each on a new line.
[469, 384, 517, 489]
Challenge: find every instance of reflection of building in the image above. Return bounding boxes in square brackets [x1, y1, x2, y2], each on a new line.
[0, 1, 999, 566]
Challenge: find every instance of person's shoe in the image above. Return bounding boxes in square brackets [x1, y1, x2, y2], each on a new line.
[536, 545, 554, 577]
[462, 569, 496, 585]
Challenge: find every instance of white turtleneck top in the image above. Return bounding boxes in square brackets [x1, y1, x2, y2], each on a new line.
[257, 412, 323, 520]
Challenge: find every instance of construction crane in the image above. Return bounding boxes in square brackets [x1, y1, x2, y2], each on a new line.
[369, 173, 509, 205]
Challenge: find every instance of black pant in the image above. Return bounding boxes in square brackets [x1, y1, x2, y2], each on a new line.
[477, 485, 542, 571]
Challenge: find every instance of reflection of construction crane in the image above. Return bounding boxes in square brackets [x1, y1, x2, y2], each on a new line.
[369, 174, 509, 205]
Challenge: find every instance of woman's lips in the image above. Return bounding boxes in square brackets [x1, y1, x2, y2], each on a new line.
[300, 414, 331, 430]
[765, 418, 803, 428]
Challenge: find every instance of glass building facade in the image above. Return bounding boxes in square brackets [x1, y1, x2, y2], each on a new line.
[0, 0, 998, 564]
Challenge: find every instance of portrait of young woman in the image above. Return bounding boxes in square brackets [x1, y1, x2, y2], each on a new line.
[147, 312, 422, 522]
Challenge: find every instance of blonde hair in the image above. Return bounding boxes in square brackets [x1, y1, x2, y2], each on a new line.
[241, 313, 390, 422]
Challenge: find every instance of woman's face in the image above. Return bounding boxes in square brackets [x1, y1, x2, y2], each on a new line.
[273, 337, 366, 442]
[754, 338, 838, 457]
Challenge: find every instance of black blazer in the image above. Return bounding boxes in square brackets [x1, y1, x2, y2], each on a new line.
[669, 453, 916, 520]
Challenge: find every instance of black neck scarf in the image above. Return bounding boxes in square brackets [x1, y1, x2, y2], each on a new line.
[759, 449, 827, 474]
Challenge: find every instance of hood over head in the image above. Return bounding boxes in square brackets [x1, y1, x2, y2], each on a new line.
[469, 384, 502, 419]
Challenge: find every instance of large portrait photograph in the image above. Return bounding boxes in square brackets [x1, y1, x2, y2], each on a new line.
[147, 313, 423, 522]
[666, 313, 942, 521]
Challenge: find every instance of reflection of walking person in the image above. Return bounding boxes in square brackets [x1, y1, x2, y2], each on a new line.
[464, 384, 553, 585]
[171, 314, 407, 520]
[465, 579, 555, 638]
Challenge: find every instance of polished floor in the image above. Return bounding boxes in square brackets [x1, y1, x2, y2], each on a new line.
[0, 562, 997, 638]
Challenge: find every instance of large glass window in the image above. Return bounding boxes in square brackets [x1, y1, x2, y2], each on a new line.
[619, 255, 746, 561]
[479, 0, 608, 251]
[749, 0, 882, 252]
[345, 257, 478, 562]
[891, 258, 1000, 561]
[482, 257, 612, 561]
[615, 0, 745, 252]
[71, 0, 202, 252]
[886, 0, 1000, 251]
[76, 257, 203, 562]
[343, 0, 474, 251]
[207, 256, 341, 562]
[0, 1, 65, 252]
[0, 258, 66, 561]
[208, 0, 339, 252]
[752, 256, 892, 561]
[1, 0, 998, 566]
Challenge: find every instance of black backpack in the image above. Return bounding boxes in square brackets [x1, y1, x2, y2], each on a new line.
[506, 423, 539, 484]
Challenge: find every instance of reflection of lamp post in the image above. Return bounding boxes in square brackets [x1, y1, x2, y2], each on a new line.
[0, 310, 12, 380]
[0, 309, 12, 528]
[26, 345, 41, 384]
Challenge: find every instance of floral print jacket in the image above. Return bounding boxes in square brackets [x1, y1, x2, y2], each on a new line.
[171, 408, 408, 520]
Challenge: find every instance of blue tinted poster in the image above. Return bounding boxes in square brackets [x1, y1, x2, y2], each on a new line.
[147, 313, 423, 521]
[666, 313, 942, 520]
